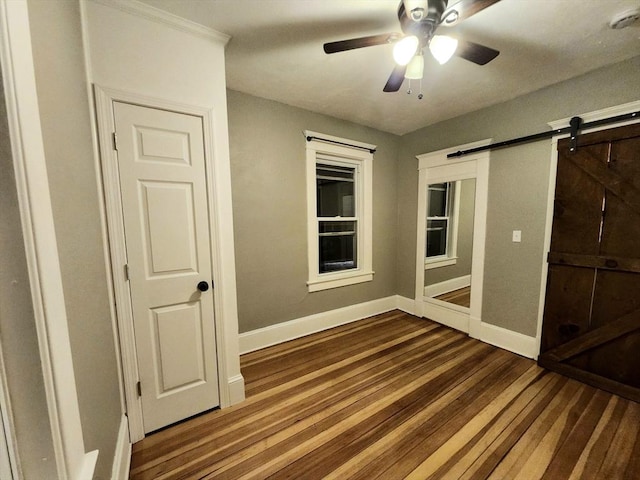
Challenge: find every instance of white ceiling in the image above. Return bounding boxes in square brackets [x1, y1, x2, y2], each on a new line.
[138, 0, 640, 135]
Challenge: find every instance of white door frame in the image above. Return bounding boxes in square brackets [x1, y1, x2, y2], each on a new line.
[0, 349, 17, 479]
[94, 86, 244, 442]
[415, 140, 491, 338]
[0, 0, 98, 477]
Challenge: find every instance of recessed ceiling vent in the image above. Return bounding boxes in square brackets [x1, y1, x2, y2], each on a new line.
[609, 8, 640, 29]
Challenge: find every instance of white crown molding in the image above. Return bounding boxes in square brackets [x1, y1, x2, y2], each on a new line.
[89, 0, 230, 45]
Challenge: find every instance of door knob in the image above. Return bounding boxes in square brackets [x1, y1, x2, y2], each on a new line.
[197, 281, 209, 292]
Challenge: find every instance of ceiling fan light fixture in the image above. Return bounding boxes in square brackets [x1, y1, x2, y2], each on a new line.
[405, 53, 424, 79]
[393, 35, 419, 65]
[430, 35, 458, 64]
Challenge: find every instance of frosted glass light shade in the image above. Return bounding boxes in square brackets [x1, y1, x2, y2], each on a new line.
[430, 35, 458, 64]
[393, 36, 419, 65]
[405, 54, 424, 79]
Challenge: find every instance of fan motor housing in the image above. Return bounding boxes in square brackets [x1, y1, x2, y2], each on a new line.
[398, 0, 447, 42]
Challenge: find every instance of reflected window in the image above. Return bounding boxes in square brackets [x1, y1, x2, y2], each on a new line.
[427, 182, 455, 260]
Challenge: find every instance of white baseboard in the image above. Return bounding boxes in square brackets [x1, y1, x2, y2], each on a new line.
[239, 296, 398, 354]
[78, 450, 98, 480]
[421, 299, 469, 333]
[424, 274, 471, 297]
[238, 294, 538, 361]
[111, 415, 131, 480]
[478, 322, 538, 359]
[226, 374, 246, 406]
[395, 295, 418, 316]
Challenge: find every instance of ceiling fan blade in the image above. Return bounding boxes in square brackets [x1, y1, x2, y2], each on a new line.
[441, 0, 501, 26]
[383, 65, 407, 92]
[323, 33, 399, 54]
[456, 39, 499, 65]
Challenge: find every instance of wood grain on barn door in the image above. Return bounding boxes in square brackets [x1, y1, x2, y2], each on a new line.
[540, 122, 640, 402]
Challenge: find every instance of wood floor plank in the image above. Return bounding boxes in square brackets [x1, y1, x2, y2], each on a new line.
[136, 329, 470, 478]
[567, 396, 625, 480]
[541, 388, 612, 478]
[326, 351, 531, 480]
[129, 311, 640, 480]
[456, 373, 567, 480]
[487, 380, 587, 479]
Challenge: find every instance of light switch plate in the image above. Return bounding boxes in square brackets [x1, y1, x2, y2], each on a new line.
[512, 230, 522, 243]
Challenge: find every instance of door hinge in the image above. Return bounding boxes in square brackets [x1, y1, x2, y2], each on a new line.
[112, 132, 118, 151]
[124, 264, 130, 281]
[136, 381, 142, 397]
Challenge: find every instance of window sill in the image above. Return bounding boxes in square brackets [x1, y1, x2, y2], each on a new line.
[425, 257, 457, 270]
[307, 270, 374, 292]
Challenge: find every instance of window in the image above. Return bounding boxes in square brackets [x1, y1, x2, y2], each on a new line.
[305, 131, 374, 291]
[426, 181, 459, 269]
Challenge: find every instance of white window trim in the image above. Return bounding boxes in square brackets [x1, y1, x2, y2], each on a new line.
[425, 180, 462, 269]
[305, 131, 375, 292]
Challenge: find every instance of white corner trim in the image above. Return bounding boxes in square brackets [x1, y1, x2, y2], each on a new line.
[424, 275, 471, 298]
[395, 295, 418, 316]
[0, 342, 20, 479]
[88, 0, 230, 45]
[226, 375, 246, 406]
[110, 415, 131, 480]
[0, 1, 92, 478]
[477, 322, 538, 359]
[78, 451, 99, 480]
[239, 296, 398, 354]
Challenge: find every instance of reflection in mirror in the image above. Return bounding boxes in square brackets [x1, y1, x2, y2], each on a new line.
[424, 178, 476, 308]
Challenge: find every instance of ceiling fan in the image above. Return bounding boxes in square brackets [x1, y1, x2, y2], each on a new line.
[323, 0, 501, 94]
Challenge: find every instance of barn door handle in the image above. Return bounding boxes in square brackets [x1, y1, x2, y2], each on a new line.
[605, 259, 618, 269]
[197, 281, 209, 292]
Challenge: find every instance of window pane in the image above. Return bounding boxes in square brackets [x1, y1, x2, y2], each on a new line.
[426, 219, 448, 257]
[428, 183, 448, 217]
[319, 220, 357, 272]
[317, 164, 355, 217]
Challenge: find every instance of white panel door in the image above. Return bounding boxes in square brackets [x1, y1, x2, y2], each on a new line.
[113, 102, 219, 433]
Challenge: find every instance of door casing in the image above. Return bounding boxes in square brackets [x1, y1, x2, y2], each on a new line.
[415, 140, 490, 339]
[94, 86, 241, 442]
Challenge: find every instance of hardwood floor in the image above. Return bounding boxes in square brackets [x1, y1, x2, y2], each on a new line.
[435, 286, 471, 307]
[130, 311, 640, 479]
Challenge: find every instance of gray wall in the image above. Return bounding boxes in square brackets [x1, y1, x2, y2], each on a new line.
[27, 1, 122, 478]
[425, 178, 475, 287]
[397, 55, 640, 337]
[227, 90, 401, 333]
[0, 64, 57, 480]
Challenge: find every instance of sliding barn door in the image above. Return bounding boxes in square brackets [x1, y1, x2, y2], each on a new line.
[539, 122, 640, 402]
